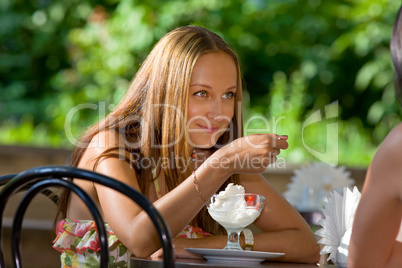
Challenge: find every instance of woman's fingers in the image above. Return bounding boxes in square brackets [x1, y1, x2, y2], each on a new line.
[278, 134, 288, 140]
[211, 133, 289, 174]
[149, 248, 164, 260]
[245, 134, 289, 150]
[265, 134, 289, 150]
[270, 148, 281, 157]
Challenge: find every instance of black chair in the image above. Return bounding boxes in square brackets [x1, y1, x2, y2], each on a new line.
[0, 173, 59, 204]
[0, 166, 174, 268]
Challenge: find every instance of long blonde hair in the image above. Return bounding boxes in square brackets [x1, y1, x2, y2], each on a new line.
[58, 25, 243, 233]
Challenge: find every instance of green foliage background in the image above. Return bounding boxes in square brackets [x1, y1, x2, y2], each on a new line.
[1, 0, 401, 166]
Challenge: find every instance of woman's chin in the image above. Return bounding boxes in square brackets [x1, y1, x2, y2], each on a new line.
[192, 144, 214, 149]
[188, 141, 216, 149]
[188, 136, 222, 149]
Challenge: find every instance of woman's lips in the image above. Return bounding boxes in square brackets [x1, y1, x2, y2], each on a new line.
[198, 124, 220, 133]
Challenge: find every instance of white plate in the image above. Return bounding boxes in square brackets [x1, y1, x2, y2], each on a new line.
[185, 248, 284, 265]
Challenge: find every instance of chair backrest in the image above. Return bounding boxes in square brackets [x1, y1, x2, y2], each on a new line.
[0, 166, 174, 268]
[0, 173, 59, 204]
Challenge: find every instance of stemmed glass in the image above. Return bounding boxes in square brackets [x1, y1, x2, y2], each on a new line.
[207, 193, 265, 250]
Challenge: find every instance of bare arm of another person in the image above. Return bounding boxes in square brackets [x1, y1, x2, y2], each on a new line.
[348, 123, 402, 268]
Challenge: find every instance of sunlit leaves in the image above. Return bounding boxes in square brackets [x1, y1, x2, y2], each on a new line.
[0, 0, 401, 166]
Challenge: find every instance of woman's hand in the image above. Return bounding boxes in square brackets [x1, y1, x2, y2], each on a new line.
[207, 133, 288, 175]
[149, 237, 204, 260]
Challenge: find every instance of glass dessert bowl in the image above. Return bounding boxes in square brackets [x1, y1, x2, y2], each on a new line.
[207, 193, 265, 250]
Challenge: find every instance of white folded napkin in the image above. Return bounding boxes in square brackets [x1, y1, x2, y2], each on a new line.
[315, 186, 361, 267]
[284, 162, 355, 211]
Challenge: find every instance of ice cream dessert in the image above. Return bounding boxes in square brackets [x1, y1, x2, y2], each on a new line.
[208, 183, 264, 230]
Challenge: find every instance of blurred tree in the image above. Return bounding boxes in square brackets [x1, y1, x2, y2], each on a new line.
[0, 0, 119, 145]
[0, 0, 401, 166]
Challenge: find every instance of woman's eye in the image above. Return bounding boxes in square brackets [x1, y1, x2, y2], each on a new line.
[195, 91, 208, 97]
[222, 92, 235, 99]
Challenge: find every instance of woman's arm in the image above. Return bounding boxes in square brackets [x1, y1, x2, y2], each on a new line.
[80, 131, 288, 258]
[150, 174, 320, 263]
[87, 131, 231, 257]
[348, 123, 402, 268]
[240, 173, 320, 263]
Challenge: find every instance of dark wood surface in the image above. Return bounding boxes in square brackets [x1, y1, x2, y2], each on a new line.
[130, 258, 337, 267]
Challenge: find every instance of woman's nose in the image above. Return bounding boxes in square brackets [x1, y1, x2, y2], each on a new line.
[206, 99, 224, 121]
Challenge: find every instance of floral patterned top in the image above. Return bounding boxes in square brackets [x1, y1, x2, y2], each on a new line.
[53, 219, 211, 267]
[53, 219, 133, 268]
[53, 178, 211, 267]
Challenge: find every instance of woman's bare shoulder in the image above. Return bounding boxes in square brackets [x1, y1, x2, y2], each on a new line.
[376, 123, 402, 161]
[387, 123, 402, 141]
[367, 123, 402, 191]
[90, 129, 125, 150]
[78, 129, 126, 169]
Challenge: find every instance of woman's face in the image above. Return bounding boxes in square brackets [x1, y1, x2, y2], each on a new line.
[187, 51, 237, 149]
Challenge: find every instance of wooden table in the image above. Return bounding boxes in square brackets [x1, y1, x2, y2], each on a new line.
[130, 258, 336, 267]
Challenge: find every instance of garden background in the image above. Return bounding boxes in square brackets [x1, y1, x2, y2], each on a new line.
[1, 0, 401, 167]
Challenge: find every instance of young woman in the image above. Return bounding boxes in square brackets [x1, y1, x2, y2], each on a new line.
[53, 25, 320, 266]
[348, 6, 402, 268]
